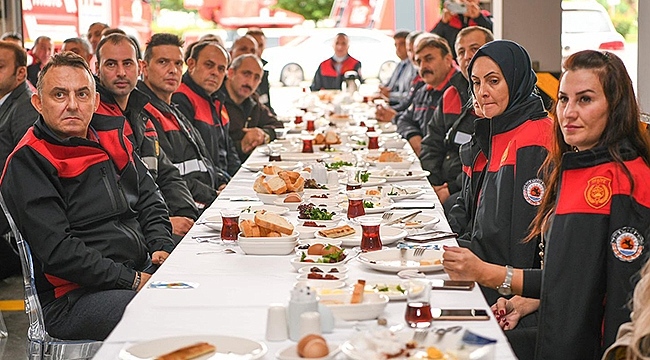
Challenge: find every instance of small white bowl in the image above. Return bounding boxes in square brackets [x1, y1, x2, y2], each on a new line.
[297, 264, 349, 275]
[238, 240, 298, 255]
[296, 215, 343, 227]
[296, 272, 348, 282]
[290, 255, 347, 271]
[294, 279, 347, 290]
[318, 292, 389, 321]
[382, 139, 407, 149]
[373, 160, 414, 169]
[255, 193, 287, 205]
[273, 198, 302, 211]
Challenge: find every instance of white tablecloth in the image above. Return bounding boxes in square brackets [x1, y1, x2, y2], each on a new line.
[93, 147, 516, 359]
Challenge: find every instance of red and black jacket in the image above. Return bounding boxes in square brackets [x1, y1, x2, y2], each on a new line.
[430, 10, 493, 59]
[396, 68, 464, 141]
[0, 114, 173, 310]
[420, 75, 475, 194]
[95, 82, 198, 220]
[535, 142, 650, 359]
[173, 72, 241, 178]
[137, 80, 220, 210]
[466, 98, 552, 304]
[309, 55, 362, 91]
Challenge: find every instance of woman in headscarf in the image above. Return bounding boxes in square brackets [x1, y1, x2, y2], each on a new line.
[453, 49, 650, 358]
[442, 40, 553, 304]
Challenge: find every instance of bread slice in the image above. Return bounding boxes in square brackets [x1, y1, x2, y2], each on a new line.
[240, 219, 256, 237]
[253, 175, 269, 194]
[157, 342, 216, 360]
[255, 211, 294, 235]
[263, 165, 283, 175]
[318, 225, 355, 238]
[325, 131, 339, 144]
[267, 176, 288, 194]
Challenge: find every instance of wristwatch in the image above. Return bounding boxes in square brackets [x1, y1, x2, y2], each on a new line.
[497, 265, 514, 296]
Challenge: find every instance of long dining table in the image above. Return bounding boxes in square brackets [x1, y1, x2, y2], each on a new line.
[92, 133, 517, 359]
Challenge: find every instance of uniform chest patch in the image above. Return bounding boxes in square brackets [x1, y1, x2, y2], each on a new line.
[523, 178, 545, 206]
[610, 227, 644, 262]
[584, 176, 612, 209]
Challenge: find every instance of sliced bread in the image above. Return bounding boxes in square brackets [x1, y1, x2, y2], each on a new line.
[254, 211, 294, 235]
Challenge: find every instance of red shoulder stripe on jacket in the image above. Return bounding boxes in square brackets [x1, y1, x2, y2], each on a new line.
[218, 99, 229, 125]
[556, 157, 650, 215]
[96, 102, 123, 117]
[489, 118, 553, 171]
[27, 140, 110, 178]
[144, 103, 181, 132]
[175, 84, 213, 126]
[96, 128, 134, 171]
[442, 86, 462, 115]
[44, 273, 80, 299]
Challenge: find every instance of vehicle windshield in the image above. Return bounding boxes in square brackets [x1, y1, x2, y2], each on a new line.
[563, 10, 612, 33]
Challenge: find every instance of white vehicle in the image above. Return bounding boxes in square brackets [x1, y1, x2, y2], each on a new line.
[263, 28, 400, 87]
[562, 1, 625, 59]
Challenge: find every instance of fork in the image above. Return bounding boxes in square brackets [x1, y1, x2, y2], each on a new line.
[413, 247, 426, 257]
[412, 328, 429, 344]
[382, 212, 394, 221]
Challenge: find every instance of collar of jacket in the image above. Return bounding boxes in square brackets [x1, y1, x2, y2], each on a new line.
[96, 78, 150, 118]
[33, 113, 122, 147]
[7, 81, 32, 102]
[473, 95, 547, 157]
[137, 80, 178, 115]
[561, 138, 638, 170]
[181, 71, 215, 101]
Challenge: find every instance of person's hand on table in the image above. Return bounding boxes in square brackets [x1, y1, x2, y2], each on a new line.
[137, 272, 151, 291]
[433, 183, 450, 204]
[491, 296, 540, 330]
[170, 216, 194, 236]
[442, 245, 487, 281]
[375, 105, 396, 122]
[241, 127, 266, 153]
[378, 86, 390, 99]
[151, 251, 169, 265]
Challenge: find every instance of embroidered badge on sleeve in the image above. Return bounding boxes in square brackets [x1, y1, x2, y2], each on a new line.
[610, 227, 644, 262]
[523, 178, 545, 206]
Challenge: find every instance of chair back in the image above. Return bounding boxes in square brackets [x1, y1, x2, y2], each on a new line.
[0, 194, 102, 359]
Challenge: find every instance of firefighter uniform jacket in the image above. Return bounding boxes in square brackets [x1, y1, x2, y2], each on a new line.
[396, 68, 464, 141]
[536, 141, 650, 359]
[310, 55, 362, 91]
[95, 82, 198, 220]
[173, 72, 241, 177]
[468, 98, 552, 304]
[0, 114, 173, 315]
[420, 75, 475, 194]
[137, 81, 221, 209]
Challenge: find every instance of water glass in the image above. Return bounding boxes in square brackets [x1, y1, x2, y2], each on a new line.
[358, 216, 382, 252]
[220, 209, 240, 241]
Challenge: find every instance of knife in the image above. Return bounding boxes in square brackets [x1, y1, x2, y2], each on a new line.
[385, 210, 422, 225]
[403, 232, 458, 242]
[391, 205, 435, 210]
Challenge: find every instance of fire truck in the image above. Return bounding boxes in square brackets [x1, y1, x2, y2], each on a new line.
[18, 0, 152, 48]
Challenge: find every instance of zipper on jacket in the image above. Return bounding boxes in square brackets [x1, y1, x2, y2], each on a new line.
[101, 167, 118, 211]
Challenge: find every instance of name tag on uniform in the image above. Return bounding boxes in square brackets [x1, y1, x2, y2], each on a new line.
[454, 131, 472, 145]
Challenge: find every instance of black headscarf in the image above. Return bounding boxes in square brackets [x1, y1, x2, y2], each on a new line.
[467, 39, 543, 121]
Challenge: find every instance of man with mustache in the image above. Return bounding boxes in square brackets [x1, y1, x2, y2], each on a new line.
[219, 54, 283, 161]
[420, 26, 493, 213]
[94, 33, 198, 238]
[26, 36, 53, 86]
[173, 40, 241, 178]
[138, 33, 223, 211]
[395, 36, 464, 156]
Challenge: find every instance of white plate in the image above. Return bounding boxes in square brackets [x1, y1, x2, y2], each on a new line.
[341, 328, 431, 360]
[314, 225, 407, 247]
[239, 240, 298, 255]
[364, 281, 408, 301]
[242, 161, 303, 172]
[281, 153, 330, 161]
[295, 279, 347, 290]
[357, 248, 444, 273]
[368, 170, 430, 182]
[360, 178, 387, 187]
[290, 256, 348, 271]
[239, 204, 291, 216]
[296, 272, 348, 282]
[385, 188, 426, 201]
[391, 213, 440, 229]
[273, 198, 302, 211]
[318, 292, 389, 321]
[276, 343, 340, 360]
[200, 215, 222, 231]
[295, 224, 337, 239]
[119, 335, 267, 360]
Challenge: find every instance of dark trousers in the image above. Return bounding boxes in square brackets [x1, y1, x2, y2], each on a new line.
[44, 289, 136, 341]
[0, 236, 20, 280]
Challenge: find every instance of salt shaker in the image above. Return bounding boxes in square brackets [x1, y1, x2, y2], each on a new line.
[287, 283, 319, 341]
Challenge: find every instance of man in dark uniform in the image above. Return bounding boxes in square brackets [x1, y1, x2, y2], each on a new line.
[94, 33, 198, 238]
[310, 33, 362, 91]
[245, 28, 275, 114]
[26, 36, 53, 87]
[0, 52, 173, 340]
[173, 40, 241, 177]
